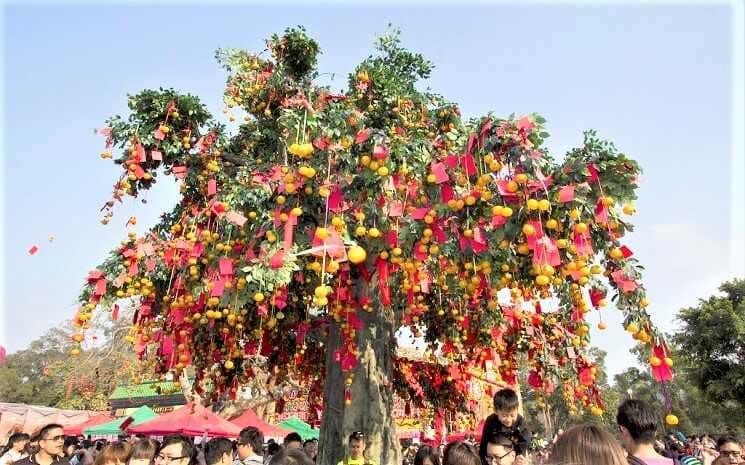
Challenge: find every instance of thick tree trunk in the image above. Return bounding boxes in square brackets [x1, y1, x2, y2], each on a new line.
[318, 307, 401, 465]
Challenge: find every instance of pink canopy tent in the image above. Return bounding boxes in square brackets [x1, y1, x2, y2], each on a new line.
[126, 403, 242, 438]
[230, 409, 291, 439]
[64, 413, 115, 436]
[0, 403, 95, 443]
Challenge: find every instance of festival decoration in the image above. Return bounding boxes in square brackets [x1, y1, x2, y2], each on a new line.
[74, 27, 673, 438]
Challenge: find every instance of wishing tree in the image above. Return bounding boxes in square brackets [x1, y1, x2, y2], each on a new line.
[74, 28, 675, 465]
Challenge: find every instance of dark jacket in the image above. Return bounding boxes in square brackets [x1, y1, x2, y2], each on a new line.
[478, 413, 532, 464]
[14, 454, 70, 465]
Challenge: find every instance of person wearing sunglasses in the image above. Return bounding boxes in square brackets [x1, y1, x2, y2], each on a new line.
[337, 432, 375, 465]
[154, 436, 195, 465]
[14, 424, 69, 465]
[484, 433, 521, 465]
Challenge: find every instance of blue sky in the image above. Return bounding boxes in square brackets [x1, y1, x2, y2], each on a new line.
[1, 2, 743, 378]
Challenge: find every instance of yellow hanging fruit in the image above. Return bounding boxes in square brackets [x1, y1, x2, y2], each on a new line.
[348, 246, 367, 264]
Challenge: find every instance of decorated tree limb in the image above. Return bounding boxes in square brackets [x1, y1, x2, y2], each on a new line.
[74, 27, 675, 464]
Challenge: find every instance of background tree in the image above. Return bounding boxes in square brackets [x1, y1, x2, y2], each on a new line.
[72, 27, 668, 465]
[0, 313, 142, 410]
[674, 278, 745, 409]
[524, 347, 619, 437]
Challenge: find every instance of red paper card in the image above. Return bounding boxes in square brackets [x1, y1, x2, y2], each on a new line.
[208, 179, 217, 196]
[558, 185, 576, 203]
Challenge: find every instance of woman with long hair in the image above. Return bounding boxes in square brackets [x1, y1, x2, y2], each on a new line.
[95, 442, 133, 465]
[1, 433, 31, 465]
[128, 439, 160, 465]
[548, 424, 628, 465]
[414, 445, 441, 465]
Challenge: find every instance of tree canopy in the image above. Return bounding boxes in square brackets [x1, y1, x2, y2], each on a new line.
[73, 26, 668, 431]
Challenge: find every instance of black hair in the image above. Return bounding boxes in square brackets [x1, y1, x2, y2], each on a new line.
[2, 433, 30, 457]
[131, 438, 160, 461]
[486, 432, 514, 449]
[267, 442, 281, 456]
[348, 432, 365, 443]
[443, 441, 480, 465]
[204, 438, 234, 465]
[414, 445, 441, 465]
[616, 399, 658, 444]
[36, 424, 64, 441]
[238, 427, 264, 455]
[492, 389, 519, 412]
[283, 433, 302, 446]
[159, 435, 196, 465]
[717, 436, 741, 450]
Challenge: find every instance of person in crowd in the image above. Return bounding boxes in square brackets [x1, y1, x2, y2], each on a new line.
[285, 449, 313, 465]
[282, 436, 302, 452]
[25, 436, 40, 458]
[204, 439, 233, 465]
[479, 389, 531, 465]
[712, 437, 742, 465]
[617, 399, 673, 465]
[547, 424, 626, 465]
[14, 424, 68, 465]
[128, 439, 160, 465]
[63, 439, 79, 460]
[1, 433, 31, 465]
[94, 443, 132, 465]
[234, 428, 264, 465]
[443, 442, 481, 465]
[154, 436, 195, 465]
[483, 432, 521, 465]
[413, 445, 440, 465]
[337, 432, 375, 465]
[265, 443, 281, 465]
[301, 441, 317, 463]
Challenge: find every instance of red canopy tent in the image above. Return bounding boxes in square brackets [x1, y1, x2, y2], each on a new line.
[230, 409, 291, 439]
[64, 413, 115, 436]
[126, 403, 242, 438]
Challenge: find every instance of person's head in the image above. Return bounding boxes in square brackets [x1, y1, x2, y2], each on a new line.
[267, 442, 281, 457]
[5, 433, 30, 453]
[715, 436, 742, 465]
[64, 438, 80, 458]
[128, 438, 160, 465]
[155, 435, 195, 465]
[236, 427, 263, 460]
[442, 441, 480, 465]
[414, 445, 440, 465]
[204, 438, 234, 465]
[616, 399, 659, 451]
[301, 440, 317, 460]
[283, 433, 302, 451]
[348, 432, 366, 460]
[95, 442, 133, 465]
[548, 424, 627, 465]
[492, 389, 519, 428]
[36, 424, 65, 458]
[484, 433, 515, 465]
[286, 448, 314, 465]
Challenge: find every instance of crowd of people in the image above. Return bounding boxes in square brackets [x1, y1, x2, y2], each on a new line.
[1, 393, 742, 465]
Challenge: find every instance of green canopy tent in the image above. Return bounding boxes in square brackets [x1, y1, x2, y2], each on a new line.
[278, 417, 319, 440]
[84, 405, 158, 436]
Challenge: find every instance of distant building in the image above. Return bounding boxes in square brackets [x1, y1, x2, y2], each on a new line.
[109, 380, 187, 416]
